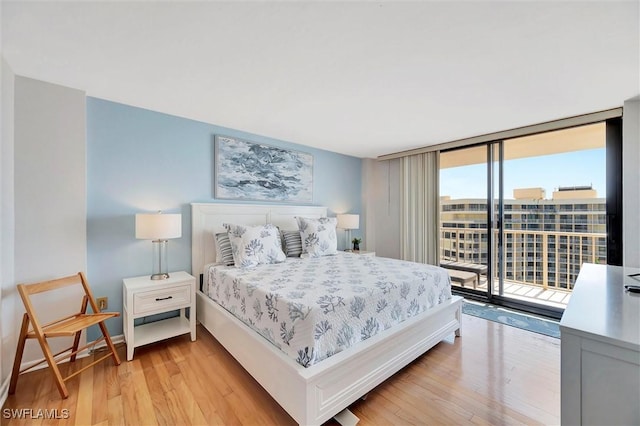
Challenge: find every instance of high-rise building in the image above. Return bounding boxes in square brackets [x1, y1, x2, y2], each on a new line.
[440, 186, 606, 289]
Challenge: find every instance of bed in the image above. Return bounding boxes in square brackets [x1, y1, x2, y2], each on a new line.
[192, 203, 463, 425]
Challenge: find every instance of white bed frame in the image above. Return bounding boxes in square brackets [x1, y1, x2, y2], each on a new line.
[191, 203, 463, 425]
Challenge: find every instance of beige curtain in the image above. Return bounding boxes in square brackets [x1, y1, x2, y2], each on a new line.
[400, 151, 439, 265]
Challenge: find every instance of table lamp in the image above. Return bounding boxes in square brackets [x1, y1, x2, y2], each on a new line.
[135, 211, 182, 280]
[337, 213, 360, 251]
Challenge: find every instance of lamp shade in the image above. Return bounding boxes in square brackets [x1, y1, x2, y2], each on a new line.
[135, 213, 182, 240]
[337, 214, 359, 230]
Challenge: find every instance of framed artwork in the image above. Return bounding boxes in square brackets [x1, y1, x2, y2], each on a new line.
[215, 135, 313, 203]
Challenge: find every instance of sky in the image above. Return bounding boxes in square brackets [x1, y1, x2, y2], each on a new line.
[440, 148, 606, 200]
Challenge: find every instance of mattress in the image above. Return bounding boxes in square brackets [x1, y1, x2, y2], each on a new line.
[204, 252, 452, 367]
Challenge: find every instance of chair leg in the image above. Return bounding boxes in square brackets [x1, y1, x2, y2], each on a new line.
[9, 314, 30, 395]
[70, 330, 83, 363]
[71, 296, 89, 362]
[97, 321, 121, 366]
[32, 331, 69, 398]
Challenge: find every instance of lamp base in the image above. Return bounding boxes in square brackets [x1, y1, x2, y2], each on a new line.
[150, 272, 170, 280]
[345, 229, 352, 252]
[151, 239, 170, 281]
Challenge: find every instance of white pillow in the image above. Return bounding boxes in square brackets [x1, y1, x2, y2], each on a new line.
[296, 217, 338, 257]
[223, 223, 286, 268]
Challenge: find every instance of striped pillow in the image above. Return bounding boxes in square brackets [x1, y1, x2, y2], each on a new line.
[214, 232, 235, 266]
[281, 230, 303, 257]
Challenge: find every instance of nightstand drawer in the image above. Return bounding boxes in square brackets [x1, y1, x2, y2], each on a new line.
[133, 284, 191, 315]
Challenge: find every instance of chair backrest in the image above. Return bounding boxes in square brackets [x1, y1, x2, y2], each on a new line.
[20, 274, 84, 295]
[17, 272, 100, 328]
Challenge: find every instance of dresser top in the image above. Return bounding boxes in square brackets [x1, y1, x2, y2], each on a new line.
[560, 263, 640, 349]
[123, 271, 194, 290]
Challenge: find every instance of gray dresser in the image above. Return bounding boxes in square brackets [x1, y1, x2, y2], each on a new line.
[560, 263, 640, 425]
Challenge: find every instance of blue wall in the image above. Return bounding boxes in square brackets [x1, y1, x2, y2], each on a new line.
[86, 97, 363, 338]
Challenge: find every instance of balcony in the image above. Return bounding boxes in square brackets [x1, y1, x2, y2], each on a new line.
[440, 227, 606, 310]
[468, 276, 572, 309]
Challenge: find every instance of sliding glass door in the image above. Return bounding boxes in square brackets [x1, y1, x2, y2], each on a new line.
[493, 124, 607, 311]
[440, 121, 615, 317]
[439, 145, 489, 293]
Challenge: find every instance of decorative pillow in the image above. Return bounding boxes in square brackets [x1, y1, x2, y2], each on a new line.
[223, 223, 286, 268]
[281, 230, 303, 257]
[295, 217, 338, 257]
[214, 232, 235, 266]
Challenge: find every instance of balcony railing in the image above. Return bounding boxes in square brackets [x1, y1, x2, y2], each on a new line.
[440, 226, 607, 291]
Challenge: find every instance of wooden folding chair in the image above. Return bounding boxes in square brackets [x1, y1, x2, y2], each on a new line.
[9, 272, 121, 398]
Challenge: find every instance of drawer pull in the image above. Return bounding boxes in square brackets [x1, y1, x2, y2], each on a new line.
[155, 296, 173, 301]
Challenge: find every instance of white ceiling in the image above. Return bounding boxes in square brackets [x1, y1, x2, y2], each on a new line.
[2, 1, 639, 158]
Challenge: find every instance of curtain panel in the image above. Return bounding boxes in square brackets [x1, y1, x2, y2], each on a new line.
[400, 151, 440, 265]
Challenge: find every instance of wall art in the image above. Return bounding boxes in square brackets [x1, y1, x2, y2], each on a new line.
[215, 135, 313, 203]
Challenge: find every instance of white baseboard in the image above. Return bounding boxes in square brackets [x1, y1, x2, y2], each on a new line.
[18, 334, 125, 373]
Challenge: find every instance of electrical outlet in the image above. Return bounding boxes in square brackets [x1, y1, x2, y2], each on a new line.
[96, 297, 108, 311]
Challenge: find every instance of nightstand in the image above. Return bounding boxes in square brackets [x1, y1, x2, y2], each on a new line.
[350, 250, 376, 256]
[122, 271, 196, 361]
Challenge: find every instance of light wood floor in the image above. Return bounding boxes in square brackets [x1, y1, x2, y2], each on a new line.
[2, 314, 560, 425]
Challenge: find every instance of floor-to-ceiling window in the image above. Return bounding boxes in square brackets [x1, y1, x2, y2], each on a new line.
[439, 120, 620, 318]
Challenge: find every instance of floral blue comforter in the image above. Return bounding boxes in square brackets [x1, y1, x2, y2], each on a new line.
[205, 252, 452, 367]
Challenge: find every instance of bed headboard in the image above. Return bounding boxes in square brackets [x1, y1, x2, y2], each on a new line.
[191, 203, 328, 276]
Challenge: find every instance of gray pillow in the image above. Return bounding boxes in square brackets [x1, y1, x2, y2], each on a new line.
[281, 230, 303, 257]
[214, 232, 235, 266]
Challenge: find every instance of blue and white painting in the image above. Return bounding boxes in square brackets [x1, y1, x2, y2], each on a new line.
[215, 135, 313, 202]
